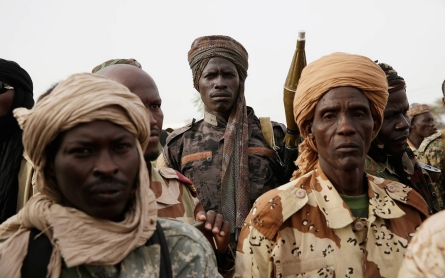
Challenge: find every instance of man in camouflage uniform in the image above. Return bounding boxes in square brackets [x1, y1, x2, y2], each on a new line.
[364, 63, 440, 213]
[235, 53, 429, 277]
[407, 104, 436, 153]
[159, 36, 286, 276]
[417, 80, 445, 211]
[0, 73, 221, 277]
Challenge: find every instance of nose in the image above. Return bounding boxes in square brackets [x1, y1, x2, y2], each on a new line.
[395, 114, 410, 131]
[214, 75, 227, 89]
[337, 114, 356, 135]
[93, 150, 118, 177]
[148, 110, 157, 127]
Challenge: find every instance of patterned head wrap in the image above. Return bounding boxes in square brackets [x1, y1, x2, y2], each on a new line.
[377, 62, 406, 93]
[407, 104, 431, 121]
[188, 35, 249, 235]
[0, 73, 157, 277]
[91, 58, 142, 73]
[292, 52, 388, 178]
[188, 35, 248, 90]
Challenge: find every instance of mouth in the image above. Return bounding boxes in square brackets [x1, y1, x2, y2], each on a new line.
[336, 143, 359, 152]
[393, 135, 408, 142]
[90, 184, 124, 201]
[210, 92, 231, 99]
[150, 128, 160, 138]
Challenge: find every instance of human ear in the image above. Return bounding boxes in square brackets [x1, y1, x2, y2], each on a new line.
[371, 116, 382, 138]
[302, 120, 314, 139]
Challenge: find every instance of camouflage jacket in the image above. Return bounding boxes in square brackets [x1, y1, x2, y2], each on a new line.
[398, 210, 445, 278]
[151, 166, 203, 224]
[60, 218, 222, 278]
[364, 151, 441, 213]
[417, 130, 445, 209]
[162, 107, 286, 215]
[235, 163, 429, 278]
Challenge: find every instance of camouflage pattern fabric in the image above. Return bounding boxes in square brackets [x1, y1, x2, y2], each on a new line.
[398, 210, 445, 277]
[235, 164, 429, 278]
[151, 166, 203, 224]
[162, 107, 286, 243]
[59, 218, 222, 277]
[417, 131, 445, 210]
[91, 58, 142, 73]
[364, 151, 441, 213]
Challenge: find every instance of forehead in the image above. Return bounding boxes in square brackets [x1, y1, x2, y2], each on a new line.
[385, 89, 408, 111]
[316, 87, 370, 110]
[204, 57, 237, 71]
[61, 120, 133, 142]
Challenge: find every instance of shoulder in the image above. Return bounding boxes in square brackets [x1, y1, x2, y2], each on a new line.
[367, 174, 430, 217]
[165, 119, 203, 146]
[156, 167, 197, 197]
[246, 171, 314, 239]
[158, 217, 214, 256]
[418, 131, 443, 153]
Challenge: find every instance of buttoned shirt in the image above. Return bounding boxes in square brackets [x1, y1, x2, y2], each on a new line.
[235, 163, 429, 278]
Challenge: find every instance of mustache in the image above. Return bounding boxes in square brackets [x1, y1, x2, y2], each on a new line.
[85, 176, 129, 190]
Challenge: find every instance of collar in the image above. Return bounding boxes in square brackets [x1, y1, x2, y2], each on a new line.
[203, 111, 227, 127]
[310, 163, 406, 229]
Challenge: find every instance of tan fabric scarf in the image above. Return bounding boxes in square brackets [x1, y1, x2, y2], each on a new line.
[0, 73, 157, 277]
[292, 52, 388, 179]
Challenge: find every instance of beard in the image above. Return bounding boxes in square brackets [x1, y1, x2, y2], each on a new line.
[144, 149, 160, 162]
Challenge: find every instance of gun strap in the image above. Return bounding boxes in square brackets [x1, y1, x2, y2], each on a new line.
[259, 117, 275, 150]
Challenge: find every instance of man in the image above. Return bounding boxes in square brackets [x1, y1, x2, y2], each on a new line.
[160, 36, 287, 251]
[235, 52, 429, 277]
[364, 63, 440, 213]
[0, 73, 220, 277]
[407, 103, 436, 152]
[93, 61, 230, 252]
[0, 58, 34, 224]
[417, 79, 445, 212]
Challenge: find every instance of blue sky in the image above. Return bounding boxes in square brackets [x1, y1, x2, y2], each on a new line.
[2, 0, 445, 127]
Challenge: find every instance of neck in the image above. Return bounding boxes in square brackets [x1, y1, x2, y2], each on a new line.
[319, 159, 367, 196]
[408, 133, 423, 149]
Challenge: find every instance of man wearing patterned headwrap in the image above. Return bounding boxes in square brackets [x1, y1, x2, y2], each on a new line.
[160, 35, 287, 271]
[234, 52, 429, 277]
[407, 104, 436, 152]
[364, 62, 441, 213]
[0, 73, 221, 277]
[0, 58, 34, 224]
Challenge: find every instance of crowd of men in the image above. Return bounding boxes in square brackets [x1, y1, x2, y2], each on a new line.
[1, 35, 445, 277]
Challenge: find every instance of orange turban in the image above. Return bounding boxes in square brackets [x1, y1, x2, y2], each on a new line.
[292, 52, 388, 178]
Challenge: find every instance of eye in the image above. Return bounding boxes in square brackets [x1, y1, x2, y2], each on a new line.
[323, 113, 335, 120]
[69, 148, 92, 155]
[150, 104, 161, 110]
[115, 143, 132, 152]
[354, 111, 365, 118]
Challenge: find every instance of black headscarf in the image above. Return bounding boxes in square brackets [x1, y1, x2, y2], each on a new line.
[0, 58, 34, 223]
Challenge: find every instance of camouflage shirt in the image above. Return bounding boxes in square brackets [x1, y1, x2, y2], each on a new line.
[417, 130, 445, 210]
[235, 163, 429, 278]
[364, 151, 441, 213]
[60, 218, 222, 278]
[162, 107, 286, 216]
[398, 210, 445, 278]
[151, 166, 203, 224]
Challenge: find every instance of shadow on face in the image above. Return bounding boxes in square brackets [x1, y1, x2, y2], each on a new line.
[47, 120, 140, 221]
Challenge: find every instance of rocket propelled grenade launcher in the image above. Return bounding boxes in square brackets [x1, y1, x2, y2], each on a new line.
[282, 30, 307, 179]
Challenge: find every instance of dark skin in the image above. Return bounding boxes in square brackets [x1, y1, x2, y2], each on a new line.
[49, 121, 139, 221]
[198, 57, 240, 121]
[409, 112, 436, 149]
[0, 88, 14, 117]
[96, 65, 164, 161]
[377, 89, 410, 156]
[302, 87, 380, 196]
[96, 65, 230, 251]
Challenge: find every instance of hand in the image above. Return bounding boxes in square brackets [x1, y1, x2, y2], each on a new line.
[195, 210, 230, 253]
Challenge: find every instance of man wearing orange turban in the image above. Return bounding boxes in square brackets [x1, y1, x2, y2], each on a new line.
[235, 52, 429, 277]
